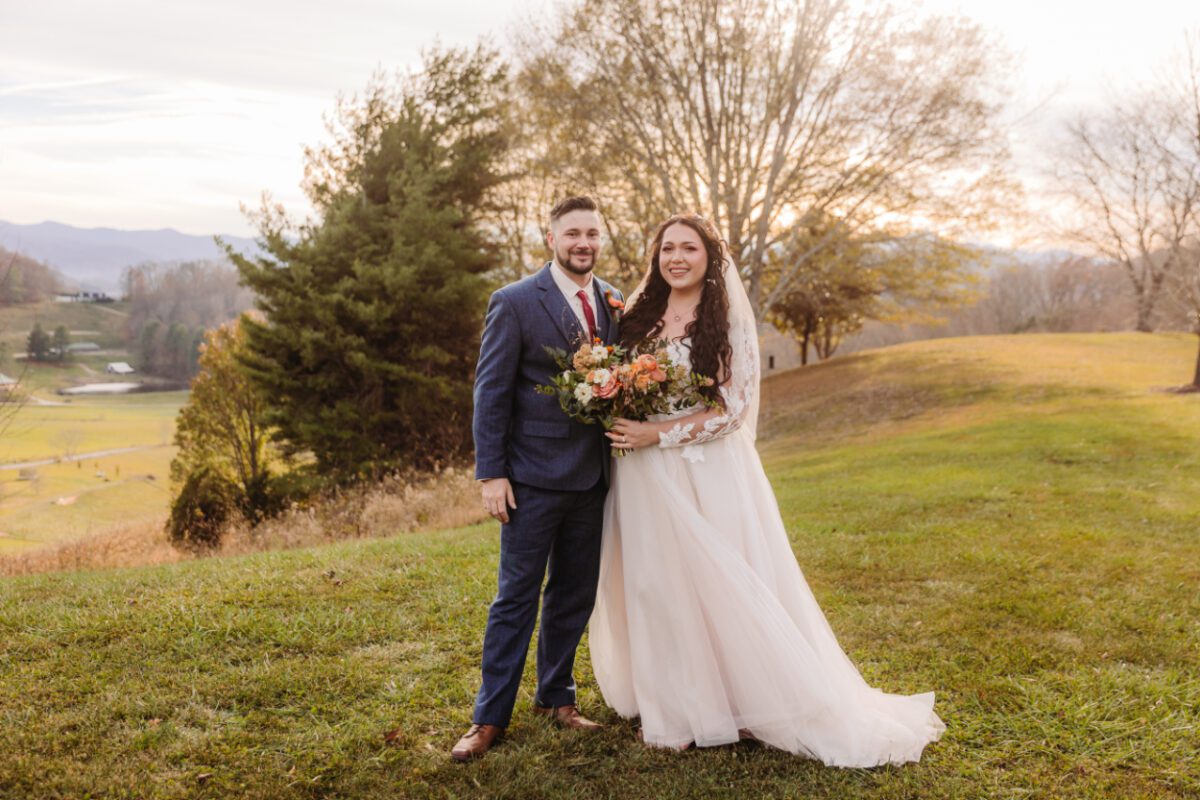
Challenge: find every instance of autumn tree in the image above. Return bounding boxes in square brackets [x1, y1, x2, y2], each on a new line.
[169, 316, 279, 547]
[768, 220, 977, 363]
[515, 0, 1011, 312]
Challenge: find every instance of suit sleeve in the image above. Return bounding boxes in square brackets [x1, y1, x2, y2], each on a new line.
[473, 289, 521, 480]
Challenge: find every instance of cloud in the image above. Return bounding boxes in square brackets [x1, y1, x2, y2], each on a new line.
[0, 0, 530, 233]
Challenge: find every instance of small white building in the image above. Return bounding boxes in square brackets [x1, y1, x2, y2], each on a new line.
[55, 291, 114, 303]
[105, 362, 135, 375]
[0, 373, 16, 393]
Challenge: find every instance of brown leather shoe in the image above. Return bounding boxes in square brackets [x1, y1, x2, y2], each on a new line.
[450, 723, 503, 762]
[532, 704, 603, 730]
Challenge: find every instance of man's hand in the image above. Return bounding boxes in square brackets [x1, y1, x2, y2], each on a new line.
[481, 478, 517, 523]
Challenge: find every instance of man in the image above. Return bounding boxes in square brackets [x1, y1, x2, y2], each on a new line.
[452, 196, 623, 761]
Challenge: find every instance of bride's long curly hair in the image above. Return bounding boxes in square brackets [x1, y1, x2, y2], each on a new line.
[619, 214, 732, 402]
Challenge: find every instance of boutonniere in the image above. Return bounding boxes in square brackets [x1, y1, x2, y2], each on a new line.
[605, 289, 625, 321]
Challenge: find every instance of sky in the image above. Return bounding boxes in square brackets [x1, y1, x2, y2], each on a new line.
[1, 0, 1199, 242]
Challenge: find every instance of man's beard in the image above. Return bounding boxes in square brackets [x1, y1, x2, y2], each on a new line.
[557, 245, 596, 276]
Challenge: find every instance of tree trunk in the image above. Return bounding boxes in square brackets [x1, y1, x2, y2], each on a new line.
[1135, 295, 1154, 332]
[1193, 330, 1200, 388]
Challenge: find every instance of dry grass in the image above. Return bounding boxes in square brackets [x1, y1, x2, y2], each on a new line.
[0, 515, 182, 577]
[219, 466, 488, 556]
[0, 466, 487, 578]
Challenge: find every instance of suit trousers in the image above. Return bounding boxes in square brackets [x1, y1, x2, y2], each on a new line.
[472, 477, 606, 727]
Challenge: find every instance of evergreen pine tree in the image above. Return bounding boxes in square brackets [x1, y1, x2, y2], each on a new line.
[26, 323, 50, 361]
[227, 47, 512, 480]
[51, 325, 71, 361]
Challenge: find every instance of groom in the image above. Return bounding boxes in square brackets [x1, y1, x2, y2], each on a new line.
[452, 196, 624, 761]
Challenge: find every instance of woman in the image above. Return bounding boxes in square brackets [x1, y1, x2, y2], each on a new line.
[589, 214, 945, 766]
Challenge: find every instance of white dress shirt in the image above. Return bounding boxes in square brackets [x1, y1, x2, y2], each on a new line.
[549, 261, 597, 336]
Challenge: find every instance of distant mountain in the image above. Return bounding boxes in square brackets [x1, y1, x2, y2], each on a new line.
[0, 220, 260, 293]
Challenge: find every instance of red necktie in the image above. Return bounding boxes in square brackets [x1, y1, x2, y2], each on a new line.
[576, 288, 597, 341]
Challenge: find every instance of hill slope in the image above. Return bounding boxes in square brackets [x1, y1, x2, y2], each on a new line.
[1, 333, 1197, 799]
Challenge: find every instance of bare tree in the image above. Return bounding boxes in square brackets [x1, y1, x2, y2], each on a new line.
[515, 0, 1011, 314]
[49, 429, 84, 461]
[1058, 92, 1199, 332]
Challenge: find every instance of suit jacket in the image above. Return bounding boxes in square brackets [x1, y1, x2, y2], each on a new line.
[473, 262, 623, 491]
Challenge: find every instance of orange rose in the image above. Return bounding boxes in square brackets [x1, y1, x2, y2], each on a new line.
[636, 354, 658, 371]
[650, 368, 667, 383]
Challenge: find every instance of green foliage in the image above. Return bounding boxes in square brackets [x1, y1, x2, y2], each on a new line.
[50, 325, 70, 361]
[165, 465, 235, 550]
[768, 221, 979, 363]
[25, 322, 50, 361]
[170, 318, 282, 532]
[228, 46, 513, 481]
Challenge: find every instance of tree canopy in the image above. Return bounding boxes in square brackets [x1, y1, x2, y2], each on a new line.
[228, 46, 513, 480]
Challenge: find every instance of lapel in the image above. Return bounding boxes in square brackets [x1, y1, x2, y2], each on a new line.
[593, 278, 617, 344]
[535, 263, 586, 348]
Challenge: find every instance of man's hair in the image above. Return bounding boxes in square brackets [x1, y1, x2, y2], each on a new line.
[549, 196, 599, 225]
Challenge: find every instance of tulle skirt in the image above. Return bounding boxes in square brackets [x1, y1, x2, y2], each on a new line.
[588, 429, 945, 766]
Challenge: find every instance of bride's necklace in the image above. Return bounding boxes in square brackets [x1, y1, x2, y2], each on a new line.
[667, 301, 697, 323]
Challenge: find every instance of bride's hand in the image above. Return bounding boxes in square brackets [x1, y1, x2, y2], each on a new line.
[607, 418, 659, 451]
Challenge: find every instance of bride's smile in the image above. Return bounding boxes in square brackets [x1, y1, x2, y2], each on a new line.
[658, 225, 707, 291]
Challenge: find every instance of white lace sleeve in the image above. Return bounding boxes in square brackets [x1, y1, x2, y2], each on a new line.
[657, 259, 760, 458]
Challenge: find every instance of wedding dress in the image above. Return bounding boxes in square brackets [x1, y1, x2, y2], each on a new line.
[588, 263, 944, 767]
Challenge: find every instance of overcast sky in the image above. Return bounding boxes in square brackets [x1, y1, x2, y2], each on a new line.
[1, 0, 1198, 242]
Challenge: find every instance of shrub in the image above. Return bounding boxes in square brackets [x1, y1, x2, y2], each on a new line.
[166, 467, 236, 551]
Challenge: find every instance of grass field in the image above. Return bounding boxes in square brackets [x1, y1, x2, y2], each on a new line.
[0, 333, 1197, 799]
[0, 299, 130, 351]
[1, 301, 181, 551]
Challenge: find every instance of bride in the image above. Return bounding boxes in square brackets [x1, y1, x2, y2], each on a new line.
[590, 214, 945, 766]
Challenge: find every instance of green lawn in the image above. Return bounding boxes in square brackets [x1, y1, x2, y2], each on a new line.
[0, 333, 1197, 799]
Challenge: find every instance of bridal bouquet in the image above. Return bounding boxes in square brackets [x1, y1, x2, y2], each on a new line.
[536, 339, 717, 453]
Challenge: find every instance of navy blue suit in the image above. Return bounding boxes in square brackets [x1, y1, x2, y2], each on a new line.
[471, 262, 622, 727]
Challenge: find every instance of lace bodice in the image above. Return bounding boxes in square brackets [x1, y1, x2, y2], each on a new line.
[652, 337, 757, 462]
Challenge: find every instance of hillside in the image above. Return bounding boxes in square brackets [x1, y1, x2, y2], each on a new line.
[1, 333, 1197, 799]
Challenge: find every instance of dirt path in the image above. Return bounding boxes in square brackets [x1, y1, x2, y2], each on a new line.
[0, 445, 158, 471]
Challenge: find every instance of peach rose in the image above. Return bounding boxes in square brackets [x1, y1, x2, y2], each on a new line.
[595, 379, 620, 399]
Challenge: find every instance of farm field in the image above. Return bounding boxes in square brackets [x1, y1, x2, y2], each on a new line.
[1, 301, 182, 552]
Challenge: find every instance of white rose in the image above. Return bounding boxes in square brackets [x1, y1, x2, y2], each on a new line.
[591, 368, 612, 385]
[574, 384, 594, 404]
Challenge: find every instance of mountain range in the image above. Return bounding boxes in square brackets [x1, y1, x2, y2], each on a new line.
[0, 220, 260, 293]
